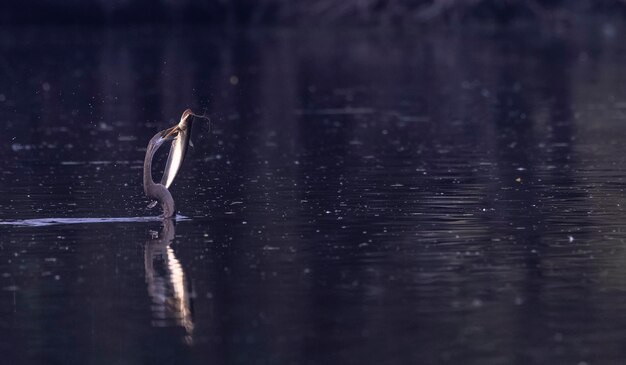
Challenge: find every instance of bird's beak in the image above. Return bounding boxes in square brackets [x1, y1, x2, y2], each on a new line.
[160, 126, 178, 140]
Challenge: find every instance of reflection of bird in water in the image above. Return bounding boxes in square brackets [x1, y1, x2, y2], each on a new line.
[145, 218, 194, 343]
[143, 109, 207, 218]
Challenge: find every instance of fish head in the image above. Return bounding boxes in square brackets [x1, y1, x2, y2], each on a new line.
[178, 109, 195, 130]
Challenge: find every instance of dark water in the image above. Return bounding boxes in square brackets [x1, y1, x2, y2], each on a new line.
[2, 24, 626, 364]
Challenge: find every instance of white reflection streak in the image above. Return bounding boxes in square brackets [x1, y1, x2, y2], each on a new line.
[145, 219, 194, 343]
[0, 215, 190, 227]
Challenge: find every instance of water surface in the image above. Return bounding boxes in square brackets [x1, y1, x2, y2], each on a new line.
[2, 25, 626, 364]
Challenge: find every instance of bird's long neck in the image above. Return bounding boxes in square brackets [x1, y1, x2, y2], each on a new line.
[144, 133, 176, 218]
[143, 134, 160, 195]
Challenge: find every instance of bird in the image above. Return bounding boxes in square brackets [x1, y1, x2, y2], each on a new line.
[143, 109, 206, 218]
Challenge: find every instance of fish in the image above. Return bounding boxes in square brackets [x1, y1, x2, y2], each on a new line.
[160, 109, 196, 189]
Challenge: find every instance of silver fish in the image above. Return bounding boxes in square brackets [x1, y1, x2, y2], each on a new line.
[160, 109, 196, 189]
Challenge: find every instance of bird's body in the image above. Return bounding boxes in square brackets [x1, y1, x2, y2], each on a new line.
[143, 109, 204, 218]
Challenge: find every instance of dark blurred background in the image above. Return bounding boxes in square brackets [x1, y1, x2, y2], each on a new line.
[6, 1, 626, 365]
[2, 0, 626, 26]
